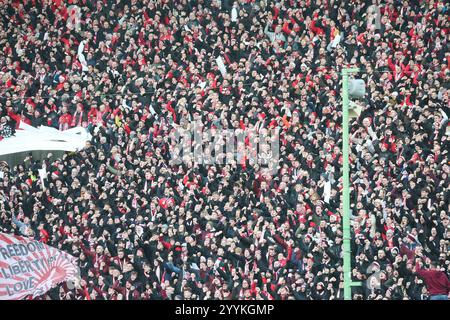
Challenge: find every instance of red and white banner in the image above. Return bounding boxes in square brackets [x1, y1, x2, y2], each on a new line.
[0, 232, 79, 300]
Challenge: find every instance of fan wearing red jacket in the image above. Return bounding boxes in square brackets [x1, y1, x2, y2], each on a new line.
[415, 259, 450, 300]
[58, 106, 72, 131]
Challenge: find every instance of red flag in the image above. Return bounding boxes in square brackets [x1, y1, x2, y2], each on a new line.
[0, 232, 79, 300]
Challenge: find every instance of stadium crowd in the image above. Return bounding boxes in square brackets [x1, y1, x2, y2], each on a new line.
[0, 0, 449, 300]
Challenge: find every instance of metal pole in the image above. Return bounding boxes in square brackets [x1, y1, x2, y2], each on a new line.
[342, 67, 360, 300]
[342, 68, 351, 300]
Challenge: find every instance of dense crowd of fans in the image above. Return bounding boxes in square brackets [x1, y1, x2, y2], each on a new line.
[0, 0, 449, 300]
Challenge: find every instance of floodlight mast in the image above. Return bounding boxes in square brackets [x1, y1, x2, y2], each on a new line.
[341, 67, 363, 300]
